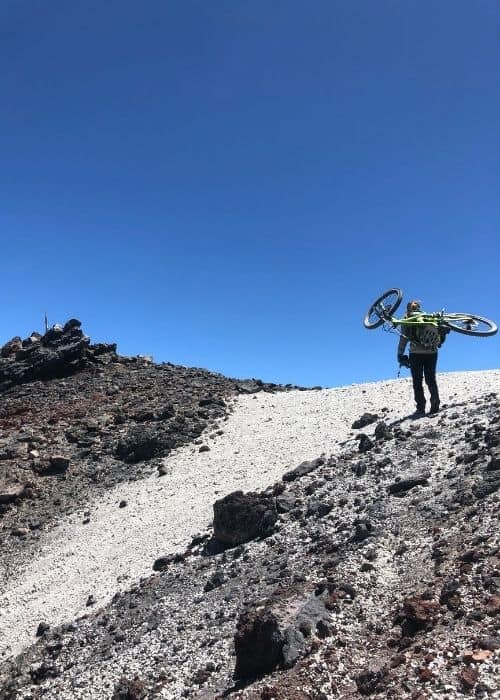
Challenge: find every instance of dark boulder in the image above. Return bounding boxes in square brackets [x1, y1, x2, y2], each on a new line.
[213, 490, 277, 546]
[22, 332, 42, 347]
[473, 474, 500, 499]
[112, 677, 147, 700]
[233, 586, 334, 679]
[276, 494, 297, 513]
[306, 499, 333, 518]
[374, 421, 393, 441]
[352, 412, 378, 429]
[0, 484, 27, 504]
[0, 336, 22, 358]
[63, 318, 82, 331]
[235, 379, 265, 394]
[388, 471, 430, 494]
[283, 457, 324, 482]
[355, 668, 388, 696]
[36, 622, 50, 637]
[116, 427, 175, 463]
[487, 447, 500, 471]
[358, 434, 374, 452]
[353, 519, 373, 542]
[234, 608, 284, 679]
[48, 455, 70, 473]
[91, 342, 117, 357]
[398, 596, 441, 637]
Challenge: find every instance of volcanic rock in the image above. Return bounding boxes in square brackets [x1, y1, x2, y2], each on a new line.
[388, 471, 430, 494]
[213, 490, 277, 546]
[282, 457, 324, 482]
[351, 412, 378, 429]
[233, 586, 333, 679]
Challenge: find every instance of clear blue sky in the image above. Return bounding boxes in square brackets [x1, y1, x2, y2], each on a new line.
[1, 1, 499, 387]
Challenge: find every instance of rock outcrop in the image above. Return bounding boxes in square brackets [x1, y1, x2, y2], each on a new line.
[0, 319, 117, 391]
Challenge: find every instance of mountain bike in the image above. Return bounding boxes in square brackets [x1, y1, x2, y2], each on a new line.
[363, 288, 498, 337]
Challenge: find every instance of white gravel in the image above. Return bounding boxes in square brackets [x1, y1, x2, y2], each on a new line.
[1, 369, 499, 660]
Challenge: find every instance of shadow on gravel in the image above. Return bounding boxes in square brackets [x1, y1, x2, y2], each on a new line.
[386, 398, 469, 430]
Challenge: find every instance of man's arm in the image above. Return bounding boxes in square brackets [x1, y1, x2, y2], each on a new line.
[397, 335, 408, 356]
[438, 327, 450, 347]
[397, 335, 409, 366]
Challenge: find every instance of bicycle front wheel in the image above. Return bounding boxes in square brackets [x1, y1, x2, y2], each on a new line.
[363, 288, 402, 329]
[443, 314, 498, 337]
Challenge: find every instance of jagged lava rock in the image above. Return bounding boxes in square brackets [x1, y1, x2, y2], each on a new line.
[213, 490, 278, 546]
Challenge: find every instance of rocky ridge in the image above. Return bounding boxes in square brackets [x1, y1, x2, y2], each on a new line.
[0, 321, 295, 583]
[0, 322, 499, 699]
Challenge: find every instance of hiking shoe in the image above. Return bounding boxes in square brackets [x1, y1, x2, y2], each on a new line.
[428, 406, 440, 415]
[410, 410, 426, 419]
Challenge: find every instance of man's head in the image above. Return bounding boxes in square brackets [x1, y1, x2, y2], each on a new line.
[406, 300, 421, 313]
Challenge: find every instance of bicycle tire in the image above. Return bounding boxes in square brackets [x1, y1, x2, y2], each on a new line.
[363, 288, 403, 329]
[443, 314, 498, 337]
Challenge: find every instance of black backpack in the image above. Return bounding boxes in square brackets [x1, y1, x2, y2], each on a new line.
[414, 324, 441, 351]
[404, 311, 447, 351]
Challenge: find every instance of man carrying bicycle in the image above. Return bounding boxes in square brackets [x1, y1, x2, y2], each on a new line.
[397, 300, 447, 417]
[364, 288, 496, 417]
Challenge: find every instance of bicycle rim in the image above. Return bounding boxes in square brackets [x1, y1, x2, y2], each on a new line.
[363, 288, 402, 329]
[444, 314, 498, 337]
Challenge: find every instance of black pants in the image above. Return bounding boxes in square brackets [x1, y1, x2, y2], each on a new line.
[409, 353, 439, 412]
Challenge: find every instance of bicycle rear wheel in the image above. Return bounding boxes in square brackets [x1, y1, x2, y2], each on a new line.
[363, 288, 403, 329]
[443, 314, 498, 337]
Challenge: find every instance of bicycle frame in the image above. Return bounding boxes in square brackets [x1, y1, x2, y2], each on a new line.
[384, 311, 476, 336]
[390, 312, 444, 328]
[399, 311, 476, 324]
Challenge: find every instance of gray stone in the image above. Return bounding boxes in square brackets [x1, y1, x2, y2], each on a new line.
[388, 471, 430, 494]
[282, 457, 324, 482]
[49, 455, 70, 473]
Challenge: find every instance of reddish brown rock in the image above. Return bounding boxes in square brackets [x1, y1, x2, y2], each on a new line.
[459, 666, 479, 690]
[417, 666, 433, 682]
[403, 598, 440, 624]
[485, 595, 500, 616]
[463, 649, 492, 663]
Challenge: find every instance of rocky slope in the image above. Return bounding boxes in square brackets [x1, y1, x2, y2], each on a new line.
[0, 321, 499, 699]
[0, 321, 289, 582]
